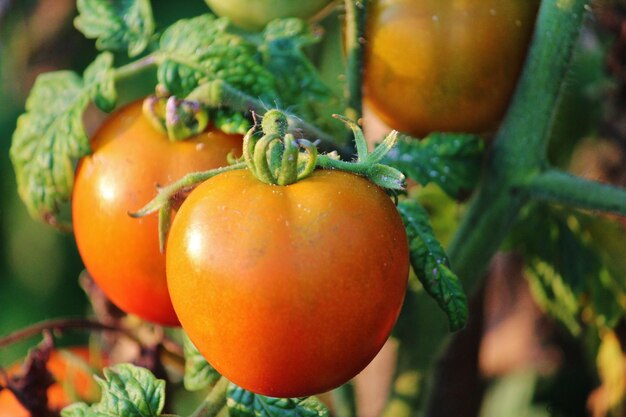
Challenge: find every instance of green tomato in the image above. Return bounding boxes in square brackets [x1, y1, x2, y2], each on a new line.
[205, 0, 335, 30]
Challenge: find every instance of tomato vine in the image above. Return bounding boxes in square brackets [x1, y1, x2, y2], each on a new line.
[4, 0, 626, 416]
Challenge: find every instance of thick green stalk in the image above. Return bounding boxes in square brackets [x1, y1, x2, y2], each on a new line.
[344, 0, 368, 122]
[528, 169, 626, 215]
[416, 2, 604, 416]
[448, 0, 590, 288]
[188, 377, 230, 417]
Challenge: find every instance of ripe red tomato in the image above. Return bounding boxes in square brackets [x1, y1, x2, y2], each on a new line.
[72, 100, 242, 326]
[0, 347, 103, 415]
[166, 169, 409, 397]
[205, 0, 335, 30]
[364, 0, 540, 136]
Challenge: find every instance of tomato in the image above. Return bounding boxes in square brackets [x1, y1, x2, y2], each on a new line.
[166, 169, 409, 397]
[205, 0, 335, 30]
[72, 100, 242, 326]
[0, 347, 103, 415]
[364, 0, 540, 137]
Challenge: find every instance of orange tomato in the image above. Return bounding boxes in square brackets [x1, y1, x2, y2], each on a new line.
[72, 100, 242, 326]
[364, 0, 540, 136]
[166, 169, 409, 397]
[0, 348, 103, 415]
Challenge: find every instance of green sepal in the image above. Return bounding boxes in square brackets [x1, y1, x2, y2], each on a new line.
[74, 0, 154, 57]
[367, 163, 405, 191]
[227, 384, 329, 417]
[384, 133, 484, 199]
[398, 199, 468, 331]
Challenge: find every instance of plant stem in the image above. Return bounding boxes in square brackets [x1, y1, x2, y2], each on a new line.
[189, 377, 230, 417]
[528, 169, 626, 215]
[344, 0, 368, 123]
[408, 1, 591, 415]
[187, 80, 348, 156]
[113, 53, 161, 83]
[448, 0, 591, 288]
[132, 162, 247, 218]
[0, 318, 136, 348]
[331, 383, 357, 417]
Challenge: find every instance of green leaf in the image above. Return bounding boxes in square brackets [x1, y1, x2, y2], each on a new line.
[74, 0, 154, 57]
[510, 205, 626, 333]
[526, 258, 582, 335]
[92, 364, 165, 417]
[183, 334, 221, 391]
[397, 199, 468, 331]
[10, 71, 91, 223]
[61, 403, 93, 417]
[260, 19, 333, 127]
[84, 52, 117, 112]
[158, 14, 276, 99]
[227, 384, 329, 417]
[384, 133, 484, 199]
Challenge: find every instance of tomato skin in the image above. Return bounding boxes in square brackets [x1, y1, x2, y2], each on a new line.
[205, 0, 334, 30]
[364, 0, 540, 136]
[167, 169, 409, 397]
[72, 101, 242, 326]
[0, 348, 103, 415]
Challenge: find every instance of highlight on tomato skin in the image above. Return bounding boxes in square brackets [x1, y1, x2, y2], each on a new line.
[0, 347, 104, 416]
[364, 0, 540, 137]
[166, 168, 410, 397]
[71, 100, 243, 327]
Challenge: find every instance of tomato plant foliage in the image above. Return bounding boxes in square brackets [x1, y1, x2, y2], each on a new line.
[384, 133, 484, 199]
[74, 0, 155, 57]
[9, 0, 626, 415]
[398, 200, 467, 331]
[61, 365, 165, 417]
[10, 0, 334, 225]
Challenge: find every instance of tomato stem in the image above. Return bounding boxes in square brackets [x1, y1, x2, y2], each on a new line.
[186, 80, 348, 155]
[344, 0, 368, 124]
[415, 0, 597, 414]
[447, 0, 591, 288]
[113, 53, 161, 83]
[0, 318, 138, 349]
[130, 162, 247, 252]
[188, 376, 230, 417]
[527, 169, 626, 215]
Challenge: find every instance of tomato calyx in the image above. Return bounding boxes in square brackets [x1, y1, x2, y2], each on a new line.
[244, 110, 318, 186]
[241, 109, 405, 190]
[317, 115, 406, 192]
[142, 88, 210, 141]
